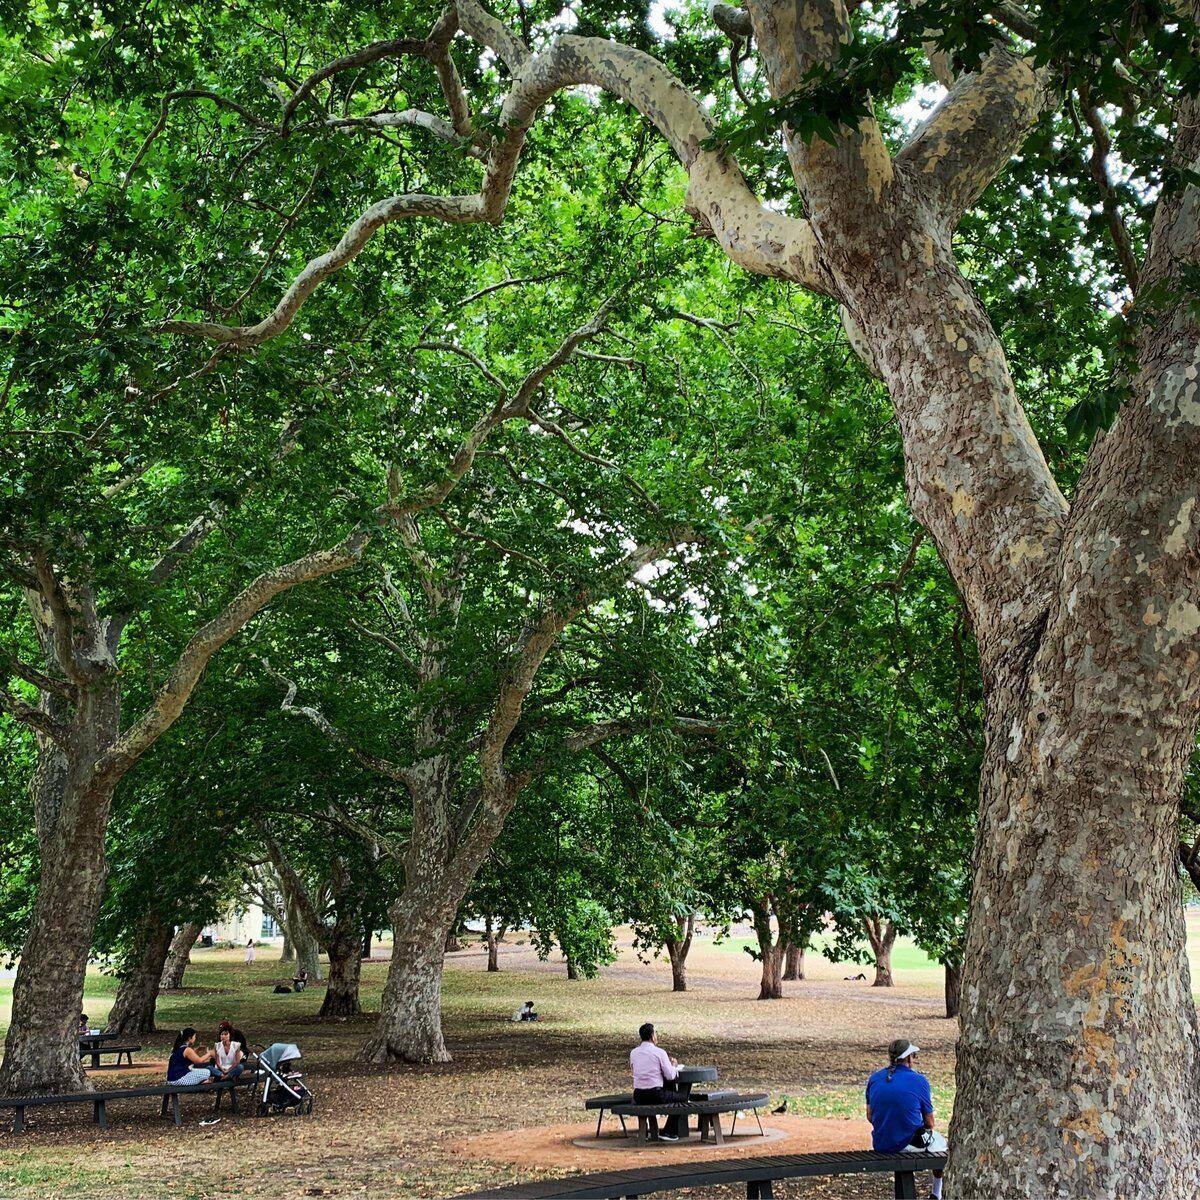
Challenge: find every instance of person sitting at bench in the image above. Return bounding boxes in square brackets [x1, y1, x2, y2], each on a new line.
[208, 1025, 245, 1081]
[218, 1018, 248, 1057]
[511, 1000, 538, 1022]
[78, 1014, 91, 1035]
[630, 1022, 685, 1142]
[168, 1028, 214, 1086]
[866, 1039, 945, 1200]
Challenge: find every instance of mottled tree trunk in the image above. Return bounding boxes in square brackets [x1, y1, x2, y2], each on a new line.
[444, 925, 463, 953]
[565, 958, 580, 980]
[107, 910, 174, 1035]
[360, 891, 456, 1063]
[280, 931, 295, 963]
[161, 921, 203, 990]
[783, 943, 805, 982]
[863, 916, 896, 987]
[944, 961, 962, 1020]
[0, 686, 119, 1096]
[319, 936, 363, 1019]
[664, 912, 695, 992]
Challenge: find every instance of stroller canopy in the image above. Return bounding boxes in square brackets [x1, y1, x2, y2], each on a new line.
[260, 1042, 302, 1071]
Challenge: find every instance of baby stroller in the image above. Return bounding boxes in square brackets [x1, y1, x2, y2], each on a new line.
[254, 1042, 314, 1117]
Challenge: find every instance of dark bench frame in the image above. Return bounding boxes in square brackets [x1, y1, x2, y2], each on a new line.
[0, 1075, 256, 1134]
[455, 1148, 948, 1200]
[81, 1043, 141, 1068]
[584, 1094, 632, 1139]
[610, 1094, 768, 1146]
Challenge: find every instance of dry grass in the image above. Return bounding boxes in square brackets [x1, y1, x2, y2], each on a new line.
[0, 929, 957, 1200]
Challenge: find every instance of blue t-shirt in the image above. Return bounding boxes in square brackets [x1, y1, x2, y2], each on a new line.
[865, 1063, 933, 1152]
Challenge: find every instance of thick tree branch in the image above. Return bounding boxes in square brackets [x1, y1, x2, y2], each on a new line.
[158, 8, 826, 351]
[0, 687, 70, 746]
[93, 530, 370, 782]
[896, 47, 1054, 226]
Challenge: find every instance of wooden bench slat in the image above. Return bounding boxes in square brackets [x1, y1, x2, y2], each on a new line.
[454, 1149, 948, 1199]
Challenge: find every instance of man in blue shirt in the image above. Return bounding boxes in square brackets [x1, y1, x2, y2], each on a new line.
[865, 1039, 946, 1199]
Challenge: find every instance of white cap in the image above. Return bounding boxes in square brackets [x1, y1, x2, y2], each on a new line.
[895, 1042, 920, 1060]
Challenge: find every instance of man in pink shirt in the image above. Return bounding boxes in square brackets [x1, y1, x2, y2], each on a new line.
[629, 1022, 686, 1141]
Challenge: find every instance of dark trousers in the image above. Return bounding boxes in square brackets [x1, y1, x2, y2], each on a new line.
[633, 1086, 686, 1138]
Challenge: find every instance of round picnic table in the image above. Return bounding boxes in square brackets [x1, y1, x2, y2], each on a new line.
[666, 1064, 718, 1135]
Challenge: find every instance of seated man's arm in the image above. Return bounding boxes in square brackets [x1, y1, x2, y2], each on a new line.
[658, 1048, 679, 1081]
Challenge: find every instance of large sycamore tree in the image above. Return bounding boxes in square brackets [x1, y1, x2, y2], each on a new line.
[137, 0, 1200, 1193]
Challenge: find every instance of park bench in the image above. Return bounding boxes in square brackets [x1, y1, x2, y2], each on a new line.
[456, 1148, 948, 1199]
[610, 1092, 769, 1146]
[81, 1042, 141, 1068]
[0, 1075, 254, 1134]
[583, 1093, 633, 1138]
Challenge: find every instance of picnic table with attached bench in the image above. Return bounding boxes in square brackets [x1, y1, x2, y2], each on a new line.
[80, 1040, 142, 1068]
[0, 1075, 256, 1134]
[455, 1148, 948, 1199]
[610, 1092, 769, 1145]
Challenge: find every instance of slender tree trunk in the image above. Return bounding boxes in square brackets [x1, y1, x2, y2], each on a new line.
[783, 942, 806, 982]
[444, 925, 462, 953]
[280, 930, 295, 963]
[0, 686, 119, 1095]
[319, 936, 363, 1019]
[485, 917, 505, 972]
[566, 958, 580, 981]
[758, 942, 783, 1000]
[107, 910, 174, 1035]
[664, 912, 695, 992]
[863, 916, 896, 987]
[362, 929, 372, 959]
[944, 961, 962, 1020]
[161, 921, 202, 990]
[750, 902, 783, 1000]
[285, 897, 322, 982]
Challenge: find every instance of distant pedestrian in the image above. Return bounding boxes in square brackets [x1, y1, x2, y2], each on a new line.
[245, 938, 256, 964]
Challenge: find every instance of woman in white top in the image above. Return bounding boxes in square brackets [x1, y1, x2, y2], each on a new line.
[209, 1027, 245, 1080]
[245, 938, 256, 964]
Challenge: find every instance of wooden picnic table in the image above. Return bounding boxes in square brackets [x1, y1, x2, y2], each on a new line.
[79, 1031, 122, 1068]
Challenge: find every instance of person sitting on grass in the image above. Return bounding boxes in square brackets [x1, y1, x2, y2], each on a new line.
[865, 1039, 946, 1200]
[511, 1000, 538, 1022]
[167, 1028, 214, 1086]
[291, 967, 309, 992]
[208, 1024, 245, 1081]
[630, 1022, 686, 1142]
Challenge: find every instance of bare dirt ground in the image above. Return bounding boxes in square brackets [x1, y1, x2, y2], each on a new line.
[0, 932, 955, 1200]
